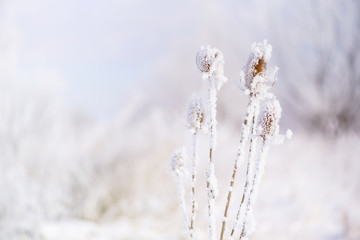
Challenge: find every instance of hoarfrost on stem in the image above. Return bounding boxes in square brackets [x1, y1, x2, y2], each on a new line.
[196, 45, 227, 240]
[196, 45, 227, 149]
[186, 95, 203, 240]
[170, 148, 192, 238]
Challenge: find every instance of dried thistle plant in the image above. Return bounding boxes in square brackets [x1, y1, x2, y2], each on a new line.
[187, 94, 206, 239]
[169, 148, 193, 239]
[197, 46, 227, 240]
[170, 40, 291, 240]
[229, 41, 276, 240]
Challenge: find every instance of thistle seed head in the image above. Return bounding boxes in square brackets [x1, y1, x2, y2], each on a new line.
[196, 46, 219, 73]
[170, 148, 187, 173]
[259, 98, 282, 140]
[253, 58, 267, 77]
[187, 94, 205, 133]
[261, 111, 275, 136]
[196, 45, 228, 90]
[240, 40, 272, 91]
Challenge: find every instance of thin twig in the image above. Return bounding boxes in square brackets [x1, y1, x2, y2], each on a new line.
[239, 139, 269, 240]
[206, 81, 219, 240]
[206, 147, 217, 240]
[175, 171, 192, 239]
[230, 97, 260, 239]
[190, 132, 199, 238]
[220, 95, 256, 240]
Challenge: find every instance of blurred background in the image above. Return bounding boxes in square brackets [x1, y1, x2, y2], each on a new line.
[0, 0, 359, 239]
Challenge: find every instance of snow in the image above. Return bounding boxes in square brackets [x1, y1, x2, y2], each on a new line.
[1, 95, 359, 240]
[39, 218, 177, 240]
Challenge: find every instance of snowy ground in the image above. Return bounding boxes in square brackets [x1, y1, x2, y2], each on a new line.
[1, 110, 359, 240]
[37, 133, 358, 240]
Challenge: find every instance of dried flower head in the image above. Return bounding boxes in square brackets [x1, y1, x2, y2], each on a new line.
[240, 40, 272, 91]
[196, 46, 213, 73]
[187, 94, 205, 133]
[170, 148, 187, 173]
[196, 46, 228, 90]
[253, 58, 267, 77]
[259, 98, 282, 139]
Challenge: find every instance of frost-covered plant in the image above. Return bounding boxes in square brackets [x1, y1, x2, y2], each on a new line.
[187, 94, 206, 239]
[197, 46, 227, 240]
[170, 40, 291, 240]
[220, 41, 274, 240]
[170, 148, 193, 238]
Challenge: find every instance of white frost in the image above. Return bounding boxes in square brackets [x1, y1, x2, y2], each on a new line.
[196, 46, 228, 90]
[259, 97, 282, 139]
[239, 40, 277, 96]
[187, 94, 206, 134]
[169, 148, 187, 174]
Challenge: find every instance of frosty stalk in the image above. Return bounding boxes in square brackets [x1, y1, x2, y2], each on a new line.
[239, 98, 282, 239]
[186, 94, 206, 239]
[169, 149, 192, 239]
[229, 41, 275, 239]
[197, 46, 228, 240]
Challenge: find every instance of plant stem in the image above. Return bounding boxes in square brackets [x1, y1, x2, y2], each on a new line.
[175, 171, 192, 239]
[220, 95, 256, 240]
[239, 139, 269, 240]
[230, 97, 260, 238]
[206, 147, 217, 240]
[190, 132, 199, 239]
[206, 80, 218, 240]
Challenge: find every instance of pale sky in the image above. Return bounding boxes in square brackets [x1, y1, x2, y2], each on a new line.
[2, 0, 193, 117]
[2, 0, 356, 125]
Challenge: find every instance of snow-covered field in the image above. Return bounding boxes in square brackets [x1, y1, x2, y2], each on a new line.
[0, 93, 359, 239]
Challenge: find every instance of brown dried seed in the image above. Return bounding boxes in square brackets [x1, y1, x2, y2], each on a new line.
[196, 52, 211, 72]
[262, 112, 275, 136]
[253, 58, 267, 77]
